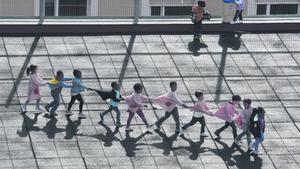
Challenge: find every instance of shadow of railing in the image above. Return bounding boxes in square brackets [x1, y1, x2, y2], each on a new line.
[5, 37, 40, 108]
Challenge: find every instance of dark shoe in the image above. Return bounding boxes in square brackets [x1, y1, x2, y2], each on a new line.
[99, 114, 104, 123]
[154, 122, 161, 130]
[125, 128, 133, 132]
[50, 112, 58, 117]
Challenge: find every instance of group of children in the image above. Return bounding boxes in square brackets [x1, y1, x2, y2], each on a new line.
[21, 64, 265, 155]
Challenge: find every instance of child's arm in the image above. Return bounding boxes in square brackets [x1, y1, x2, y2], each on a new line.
[62, 78, 73, 81]
[61, 82, 73, 88]
[169, 93, 188, 108]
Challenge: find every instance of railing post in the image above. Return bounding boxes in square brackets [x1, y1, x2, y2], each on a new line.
[134, 0, 140, 24]
[39, 0, 45, 24]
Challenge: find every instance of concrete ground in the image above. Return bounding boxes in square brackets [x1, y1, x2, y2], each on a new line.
[1, 33, 300, 169]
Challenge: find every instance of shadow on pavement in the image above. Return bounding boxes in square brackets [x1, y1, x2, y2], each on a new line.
[121, 131, 152, 157]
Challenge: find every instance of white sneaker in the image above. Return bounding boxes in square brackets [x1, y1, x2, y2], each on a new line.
[78, 113, 87, 118]
[230, 21, 237, 24]
[21, 105, 27, 113]
[200, 133, 209, 137]
[35, 106, 44, 113]
[254, 150, 263, 155]
[65, 110, 73, 116]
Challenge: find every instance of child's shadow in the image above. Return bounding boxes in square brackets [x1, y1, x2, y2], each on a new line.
[211, 139, 263, 169]
[174, 135, 210, 160]
[121, 131, 152, 157]
[17, 113, 41, 137]
[150, 130, 179, 156]
[188, 38, 208, 56]
[64, 116, 82, 140]
[41, 117, 65, 139]
[76, 123, 119, 147]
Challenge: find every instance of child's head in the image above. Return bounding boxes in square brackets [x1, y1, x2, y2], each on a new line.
[232, 95, 241, 104]
[198, 0, 206, 7]
[170, 81, 177, 91]
[26, 64, 38, 75]
[111, 81, 120, 90]
[73, 69, 82, 78]
[256, 107, 266, 118]
[195, 91, 204, 100]
[56, 70, 64, 81]
[243, 99, 252, 109]
[133, 83, 143, 94]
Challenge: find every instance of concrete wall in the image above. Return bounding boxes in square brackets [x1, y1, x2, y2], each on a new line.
[98, 0, 135, 16]
[0, 0, 35, 16]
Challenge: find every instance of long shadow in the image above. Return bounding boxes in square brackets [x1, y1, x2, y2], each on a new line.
[64, 116, 82, 140]
[173, 135, 209, 160]
[76, 123, 120, 147]
[120, 131, 151, 157]
[188, 38, 208, 56]
[215, 32, 242, 103]
[17, 113, 41, 137]
[118, 35, 136, 86]
[5, 37, 40, 108]
[150, 130, 180, 156]
[41, 117, 65, 139]
[211, 138, 262, 169]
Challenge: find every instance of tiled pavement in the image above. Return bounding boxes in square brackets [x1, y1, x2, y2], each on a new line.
[1, 33, 300, 169]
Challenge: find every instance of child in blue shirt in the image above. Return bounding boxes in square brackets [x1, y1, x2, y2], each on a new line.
[66, 69, 88, 118]
[99, 81, 123, 127]
[45, 70, 72, 117]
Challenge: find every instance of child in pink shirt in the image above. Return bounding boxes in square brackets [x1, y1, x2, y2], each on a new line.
[21, 65, 48, 114]
[214, 95, 241, 139]
[182, 92, 213, 137]
[125, 83, 152, 132]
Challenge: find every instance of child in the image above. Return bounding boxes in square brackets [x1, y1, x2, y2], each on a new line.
[233, 0, 244, 23]
[234, 99, 253, 149]
[182, 92, 213, 137]
[99, 81, 123, 127]
[45, 70, 72, 117]
[125, 83, 152, 132]
[21, 64, 48, 114]
[154, 81, 189, 133]
[214, 95, 241, 139]
[192, 0, 205, 40]
[249, 107, 266, 155]
[66, 69, 88, 118]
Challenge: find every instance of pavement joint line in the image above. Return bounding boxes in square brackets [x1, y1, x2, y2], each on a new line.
[42, 37, 67, 169]
[62, 37, 88, 169]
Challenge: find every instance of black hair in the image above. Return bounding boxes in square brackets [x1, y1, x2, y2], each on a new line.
[73, 69, 81, 78]
[169, 81, 177, 87]
[255, 107, 266, 116]
[26, 64, 38, 75]
[56, 70, 64, 77]
[232, 95, 241, 102]
[243, 99, 252, 105]
[195, 91, 203, 98]
[111, 81, 118, 88]
[198, 0, 206, 7]
[133, 83, 143, 91]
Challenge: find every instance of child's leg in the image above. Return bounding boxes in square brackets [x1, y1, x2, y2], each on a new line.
[126, 111, 135, 128]
[136, 108, 149, 127]
[67, 96, 77, 111]
[113, 106, 121, 125]
[229, 121, 238, 139]
[50, 93, 60, 114]
[36, 98, 41, 107]
[215, 122, 230, 135]
[101, 106, 113, 118]
[235, 131, 246, 142]
[182, 117, 198, 130]
[239, 10, 243, 20]
[156, 110, 172, 126]
[233, 10, 239, 21]
[199, 117, 206, 134]
[76, 94, 84, 114]
[23, 99, 30, 107]
[170, 107, 181, 132]
[246, 128, 252, 146]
